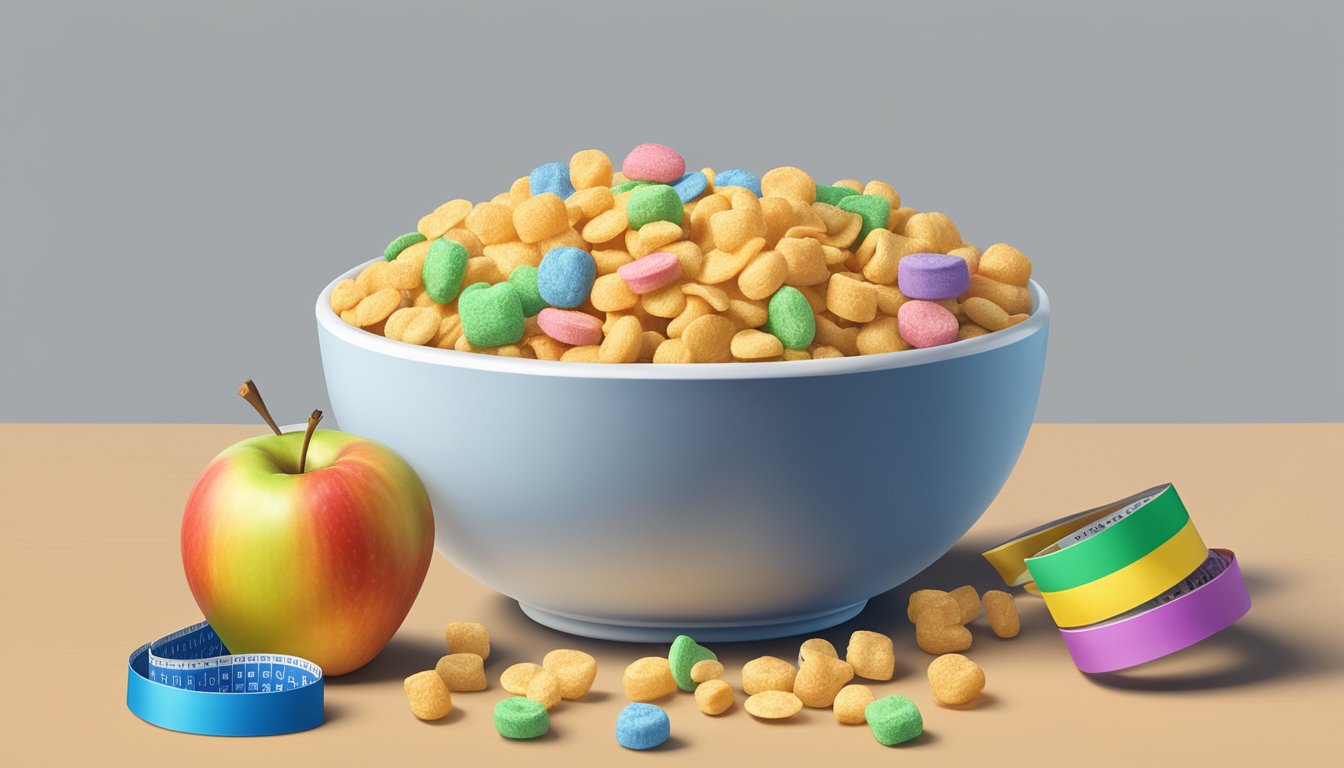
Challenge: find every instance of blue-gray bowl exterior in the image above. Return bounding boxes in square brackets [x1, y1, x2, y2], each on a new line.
[316, 266, 1049, 641]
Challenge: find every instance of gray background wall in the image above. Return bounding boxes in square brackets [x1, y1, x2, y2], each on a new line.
[2, 0, 1340, 424]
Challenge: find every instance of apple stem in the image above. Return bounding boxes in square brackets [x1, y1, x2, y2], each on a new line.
[298, 409, 323, 474]
[238, 380, 283, 436]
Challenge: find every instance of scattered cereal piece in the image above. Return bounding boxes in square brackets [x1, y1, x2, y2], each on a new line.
[898, 253, 971, 300]
[764, 286, 816, 350]
[713, 168, 761, 196]
[744, 690, 804, 720]
[846, 631, 895, 681]
[540, 649, 598, 700]
[434, 653, 486, 692]
[525, 668, 562, 710]
[404, 670, 452, 720]
[984, 590, 1021, 638]
[694, 679, 734, 715]
[623, 143, 686, 184]
[494, 696, 549, 740]
[501, 662, 544, 695]
[423, 238, 469, 304]
[384, 231, 427, 262]
[897, 300, 959, 349]
[615, 703, 671, 750]
[794, 654, 855, 708]
[444, 621, 490, 660]
[908, 590, 957, 623]
[742, 656, 797, 695]
[949, 585, 981, 624]
[927, 653, 985, 706]
[668, 635, 718, 692]
[833, 684, 875, 725]
[799, 637, 839, 665]
[623, 657, 678, 701]
[690, 659, 724, 684]
[627, 184, 684, 230]
[916, 621, 973, 655]
[865, 695, 923, 745]
[537, 246, 597, 309]
[529, 161, 575, 199]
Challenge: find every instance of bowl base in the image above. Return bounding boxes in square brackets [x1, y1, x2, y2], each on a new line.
[517, 600, 869, 643]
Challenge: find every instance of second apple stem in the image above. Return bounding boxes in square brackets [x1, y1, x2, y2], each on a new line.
[298, 410, 323, 474]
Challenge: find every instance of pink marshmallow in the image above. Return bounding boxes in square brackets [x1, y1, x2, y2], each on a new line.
[537, 308, 604, 347]
[896, 300, 959, 349]
[617, 252, 682, 294]
[622, 143, 686, 184]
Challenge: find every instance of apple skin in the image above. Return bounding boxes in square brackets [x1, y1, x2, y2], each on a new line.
[181, 429, 433, 676]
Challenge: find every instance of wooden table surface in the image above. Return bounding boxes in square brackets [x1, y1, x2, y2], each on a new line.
[2, 424, 1340, 766]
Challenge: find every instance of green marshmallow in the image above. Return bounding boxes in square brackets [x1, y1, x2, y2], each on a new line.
[383, 231, 426, 262]
[668, 635, 717, 692]
[493, 697, 549, 740]
[626, 184, 684, 231]
[423, 238, 468, 304]
[865, 695, 923, 746]
[815, 184, 860, 206]
[838, 194, 892, 249]
[459, 282, 524, 348]
[764, 286, 816, 350]
[611, 179, 654, 194]
[507, 264, 548, 317]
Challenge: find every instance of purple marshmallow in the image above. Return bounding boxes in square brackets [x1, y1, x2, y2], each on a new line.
[897, 253, 971, 300]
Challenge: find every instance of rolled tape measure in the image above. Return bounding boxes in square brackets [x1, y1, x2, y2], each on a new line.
[983, 484, 1250, 672]
[126, 622, 324, 736]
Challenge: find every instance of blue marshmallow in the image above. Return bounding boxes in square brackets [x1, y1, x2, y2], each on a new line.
[615, 703, 670, 750]
[712, 168, 761, 196]
[672, 171, 708, 204]
[529, 161, 576, 199]
[537, 246, 596, 309]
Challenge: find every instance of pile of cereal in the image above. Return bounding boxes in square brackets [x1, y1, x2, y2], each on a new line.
[331, 143, 1035, 363]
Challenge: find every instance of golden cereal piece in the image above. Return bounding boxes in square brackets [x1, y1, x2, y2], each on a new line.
[927, 653, 985, 706]
[863, 180, 901, 210]
[690, 659, 725, 684]
[799, 638, 839, 665]
[761, 166, 817, 204]
[742, 656, 797, 695]
[383, 307, 416, 341]
[875, 284, 907, 316]
[690, 193, 732, 240]
[794, 654, 855, 708]
[355, 288, 402, 327]
[568, 185, 615, 222]
[435, 653, 487, 692]
[681, 314, 735, 363]
[916, 622, 973, 656]
[833, 684, 875, 725]
[661, 240, 704, 280]
[591, 273, 639, 312]
[570, 148, 614, 189]
[966, 274, 1031, 315]
[652, 337, 693, 363]
[402, 307, 441, 346]
[443, 227, 484, 259]
[783, 349, 810, 361]
[356, 260, 389, 294]
[525, 333, 568, 360]
[484, 242, 542, 277]
[731, 329, 784, 360]
[826, 273, 878, 323]
[668, 296, 713, 338]
[962, 296, 1013, 332]
[330, 279, 365, 313]
[958, 322, 990, 340]
[599, 315, 642, 363]
[947, 244, 982, 274]
[418, 199, 473, 240]
[581, 207, 628, 243]
[542, 649, 599, 700]
[636, 220, 684, 256]
[777, 237, 830, 286]
[710, 208, 767, 252]
[699, 237, 765, 284]
[760, 196, 797, 244]
[383, 258, 422, 290]
[444, 621, 490, 660]
[537, 227, 586, 254]
[642, 282, 688, 318]
[725, 297, 768, 329]
[404, 670, 452, 720]
[904, 211, 963, 252]
[501, 662, 544, 695]
[695, 679, 735, 715]
[561, 344, 601, 362]
[509, 175, 531, 201]
[434, 314, 464, 348]
[949, 585, 981, 624]
[810, 345, 844, 359]
[744, 690, 803, 720]
[464, 256, 503, 286]
[978, 243, 1031, 286]
[682, 282, 729, 312]
[638, 330, 665, 362]
[888, 206, 918, 234]
[525, 668, 562, 710]
[592, 248, 633, 276]
[856, 316, 909, 355]
[623, 657, 677, 702]
[984, 590, 1021, 638]
[832, 178, 862, 192]
[907, 590, 958, 624]
[512, 192, 570, 244]
[814, 314, 859, 356]
[737, 250, 788, 300]
[846, 631, 895, 681]
[465, 201, 517, 245]
[810, 204, 863, 248]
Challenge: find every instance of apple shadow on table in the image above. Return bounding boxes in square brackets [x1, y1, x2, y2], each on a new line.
[326, 634, 448, 686]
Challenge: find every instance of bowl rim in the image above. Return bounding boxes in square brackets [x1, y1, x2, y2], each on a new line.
[316, 258, 1049, 380]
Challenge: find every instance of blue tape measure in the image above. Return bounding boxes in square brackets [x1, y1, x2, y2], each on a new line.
[126, 622, 324, 736]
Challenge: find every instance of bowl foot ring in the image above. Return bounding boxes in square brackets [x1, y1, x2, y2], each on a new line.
[517, 599, 869, 643]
